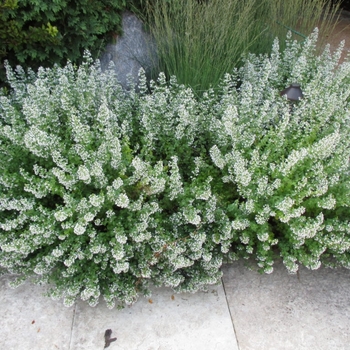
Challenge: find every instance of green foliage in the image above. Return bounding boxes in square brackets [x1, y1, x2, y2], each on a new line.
[1, 31, 350, 307]
[142, 0, 340, 94]
[0, 0, 128, 86]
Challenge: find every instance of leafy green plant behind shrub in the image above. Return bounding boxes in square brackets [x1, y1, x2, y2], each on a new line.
[1, 30, 350, 307]
[142, 0, 263, 93]
[142, 0, 339, 94]
[0, 0, 128, 86]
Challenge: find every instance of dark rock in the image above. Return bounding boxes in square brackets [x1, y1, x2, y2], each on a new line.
[99, 11, 158, 90]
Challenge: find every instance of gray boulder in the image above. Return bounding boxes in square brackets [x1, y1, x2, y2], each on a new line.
[99, 11, 158, 90]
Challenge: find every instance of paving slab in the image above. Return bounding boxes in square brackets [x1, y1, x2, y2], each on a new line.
[0, 274, 74, 350]
[0, 275, 238, 350]
[222, 260, 350, 350]
[70, 284, 238, 350]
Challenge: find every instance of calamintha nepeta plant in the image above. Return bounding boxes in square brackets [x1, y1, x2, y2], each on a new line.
[0, 54, 226, 308]
[209, 30, 350, 273]
[0, 29, 349, 307]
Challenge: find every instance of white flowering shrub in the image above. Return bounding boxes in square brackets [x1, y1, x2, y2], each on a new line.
[209, 29, 350, 274]
[1, 29, 350, 307]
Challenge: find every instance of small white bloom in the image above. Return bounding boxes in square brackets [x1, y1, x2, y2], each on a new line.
[264, 266, 273, 274]
[77, 165, 91, 183]
[232, 219, 250, 230]
[74, 223, 86, 235]
[183, 207, 201, 226]
[54, 210, 68, 222]
[63, 296, 76, 307]
[115, 193, 129, 208]
[84, 212, 95, 222]
[112, 178, 123, 190]
[257, 231, 269, 242]
[210, 145, 226, 169]
[89, 194, 104, 207]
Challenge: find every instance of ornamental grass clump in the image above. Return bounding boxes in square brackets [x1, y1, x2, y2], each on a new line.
[142, 0, 339, 93]
[0, 29, 350, 307]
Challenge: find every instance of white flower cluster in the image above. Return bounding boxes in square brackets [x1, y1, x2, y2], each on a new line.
[52, 167, 77, 189]
[0, 197, 34, 211]
[283, 255, 299, 274]
[74, 223, 86, 235]
[111, 243, 125, 261]
[115, 193, 129, 208]
[84, 212, 95, 222]
[111, 261, 129, 274]
[226, 150, 252, 187]
[290, 213, 324, 241]
[89, 193, 104, 208]
[279, 148, 308, 177]
[23, 126, 57, 158]
[54, 210, 69, 222]
[209, 145, 226, 170]
[193, 177, 212, 201]
[80, 285, 100, 301]
[187, 231, 207, 252]
[0, 212, 28, 232]
[231, 219, 250, 231]
[203, 196, 217, 223]
[171, 256, 194, 270]
[257, 231, 269, 242]
[163, 273, 185, 288]
[168, 156, 184, 200]
[77, 165, 91, 183]
[183, 205, 201, 226]
[274, 197, 305, 223]
[256, 176, 281, 197]
[89, 241, 107, 255]
[255, 204, 275, 225]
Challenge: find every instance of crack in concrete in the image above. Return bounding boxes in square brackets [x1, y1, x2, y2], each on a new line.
[68, 302, 77, 350]
[221, 277, 241, 350]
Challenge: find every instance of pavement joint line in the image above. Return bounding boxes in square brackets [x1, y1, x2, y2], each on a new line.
[68, 302, 77, 350]
[221, 276, 241, 350]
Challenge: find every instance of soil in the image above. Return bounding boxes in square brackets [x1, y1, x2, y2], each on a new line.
[326, 9, 350, 62]
[338, 0, 350, 12]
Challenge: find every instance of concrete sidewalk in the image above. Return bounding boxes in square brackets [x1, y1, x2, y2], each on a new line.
[1, 260, 349, 350]
[222, 260, 350, 350]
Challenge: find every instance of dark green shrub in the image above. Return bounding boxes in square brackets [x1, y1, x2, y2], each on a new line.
[0, 0, 129, 86]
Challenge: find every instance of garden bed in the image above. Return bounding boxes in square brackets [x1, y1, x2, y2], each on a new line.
[1, 30, 349, 307]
